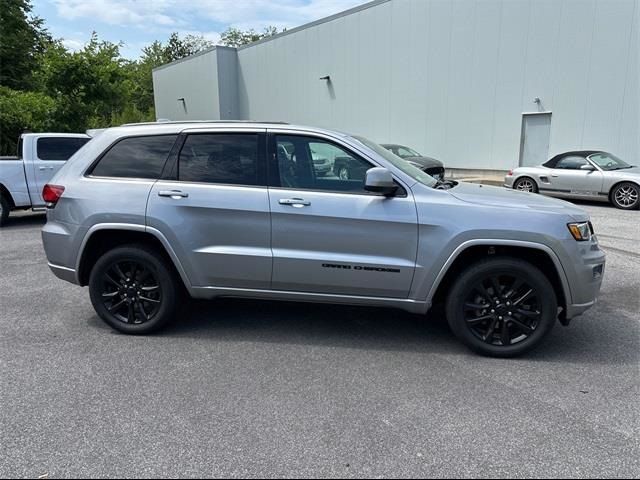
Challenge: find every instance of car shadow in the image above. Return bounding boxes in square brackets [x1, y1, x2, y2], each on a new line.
[1, 212, 46, 229]
[98, 297, 637, 365]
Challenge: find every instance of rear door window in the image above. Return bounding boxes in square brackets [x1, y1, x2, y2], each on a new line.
[178, 133, 260, 186]
[90, 135, 178, 179]
[37, 137, 90, 161]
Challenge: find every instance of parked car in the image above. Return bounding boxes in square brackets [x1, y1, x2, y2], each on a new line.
[505, 151, 640, 210]
[0, 133, 90, 226]
[381, 144, 445, 180]
[42, 122, 605, 357]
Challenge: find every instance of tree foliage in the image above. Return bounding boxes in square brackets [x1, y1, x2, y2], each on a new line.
[219, 26, 284, 47]
[0, 0, 287, 154]
[0, 0, 51, 90]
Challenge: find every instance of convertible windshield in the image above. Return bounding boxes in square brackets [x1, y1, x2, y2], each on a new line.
[588, 152, 633, 171]
[353, 136, 438, 188]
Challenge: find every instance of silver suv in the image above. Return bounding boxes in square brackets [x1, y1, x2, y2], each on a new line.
[42, 122, 605, 357]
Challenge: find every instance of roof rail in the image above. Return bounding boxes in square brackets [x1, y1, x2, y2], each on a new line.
[120, 120, 290, 127]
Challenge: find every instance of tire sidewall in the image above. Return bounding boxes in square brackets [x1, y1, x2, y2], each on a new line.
[446, 258, 557, 357]
[611, 182, 640, 210]
[0, 196, 9, 226]
[89, 246, 178, 334]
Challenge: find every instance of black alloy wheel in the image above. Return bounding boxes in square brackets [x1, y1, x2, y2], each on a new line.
[446, 257, 557, 357]
[100, 260, 162, 325]
[89, 245, 180, 334]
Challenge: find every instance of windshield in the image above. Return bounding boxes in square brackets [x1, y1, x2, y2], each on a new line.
[396, 146, 421, 158]
[588, 152, 633, 171]
[353, 136, 438, 188]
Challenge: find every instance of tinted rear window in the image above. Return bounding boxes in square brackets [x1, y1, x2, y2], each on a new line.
[178, 133, 259, 185]
[37, 137, 90, 161]
[91, 135, 177, 179]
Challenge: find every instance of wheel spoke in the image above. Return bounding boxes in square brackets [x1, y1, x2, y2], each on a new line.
[139, 296, 160, 304]
[464, 301, 490, 310]
[516, 308, 540, 319]
[108, 298, 126, 312]
[483, 317, 499, 343]
[136, 302, 148, 321]
[114, 264, 128, 281]
[501, 321, 511, 346]
[141, 285, 159, 292]
[512, 288, 533, 306]
[474, 282, 494, 303]
[105, 273, 121, 288]
[490, 276, 503, 297]
[466, 314, 493, 324]
[508, 317, 534, 334]
[102, 291, 119, 298]
[127, 303, 135, 323]
[505, 278, 524, 299]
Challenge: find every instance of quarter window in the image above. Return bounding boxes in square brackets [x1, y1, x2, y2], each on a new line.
[37, 137, 90, 161]
[90, 135, 177, 179]
[275, 135, 374, 193]
[178, 134, 259, 185]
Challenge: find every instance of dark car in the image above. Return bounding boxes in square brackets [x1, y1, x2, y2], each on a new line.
[381, 144, 445, 180]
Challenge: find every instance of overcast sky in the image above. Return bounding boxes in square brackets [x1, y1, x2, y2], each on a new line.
[32, 0, 365, 59]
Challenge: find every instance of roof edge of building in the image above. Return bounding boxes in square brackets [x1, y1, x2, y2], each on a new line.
[152, 0, 391, 73]
[152, 45, 237, 73]
[236, 0, 391, 51]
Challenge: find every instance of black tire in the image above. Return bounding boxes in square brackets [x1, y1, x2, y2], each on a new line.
[89, 244, 179, 334]
[0, 195, 10, 227]
[445, 257, 557, 357]
[610, 182, 640, 210]
[513, 177, 538, 194]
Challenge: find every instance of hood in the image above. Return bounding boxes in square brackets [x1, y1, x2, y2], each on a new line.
[613, 166, 640, 176]
[403, 156, 443, 169]
[447, 182, 588, 220]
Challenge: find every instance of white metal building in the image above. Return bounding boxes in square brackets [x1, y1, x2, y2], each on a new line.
[153, 0, 639, 172]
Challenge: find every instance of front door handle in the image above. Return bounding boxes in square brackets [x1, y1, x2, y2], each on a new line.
[158, 190, 189, 199]
[39, 166, 54, 171]
[279, 198, 311, 208]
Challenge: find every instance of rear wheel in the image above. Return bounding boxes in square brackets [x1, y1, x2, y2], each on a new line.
[0, 195, 10, 227]
[89, 244, 179, 334]
[610, 182, 640, 210]
[513, 177, 538, 193]
[445, 257, 557, 357]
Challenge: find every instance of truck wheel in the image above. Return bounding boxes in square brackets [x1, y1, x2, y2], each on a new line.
[445, 257, 557, 357]
[610, 182, 640, 210]
[89, 244, 179, 334]
[0, 195, 9, 227]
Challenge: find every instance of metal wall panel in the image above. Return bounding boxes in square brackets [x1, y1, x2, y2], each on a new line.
[156, 0, 639, 170]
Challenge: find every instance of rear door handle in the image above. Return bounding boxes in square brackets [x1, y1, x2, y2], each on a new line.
[279, 198, 311, 207]
[158, 190, 189, 199]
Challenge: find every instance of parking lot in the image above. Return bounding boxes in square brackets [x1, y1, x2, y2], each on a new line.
[1, 201, 638, 478]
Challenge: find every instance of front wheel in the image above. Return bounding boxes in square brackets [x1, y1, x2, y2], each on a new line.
[446, 257, 557, 357]
[610, 182, 640, 210]
[89, 244, 179, 334]
[513, 177, 538, 193]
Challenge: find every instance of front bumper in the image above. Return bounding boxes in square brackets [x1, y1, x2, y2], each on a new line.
[563, 238, 606, 320]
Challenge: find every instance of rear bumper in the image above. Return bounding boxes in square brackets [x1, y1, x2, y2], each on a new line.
[48, 262, 80, 285]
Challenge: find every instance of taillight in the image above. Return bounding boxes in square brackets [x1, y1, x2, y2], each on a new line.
[507, 170, 513, 176]
[42, 184, 65, 207]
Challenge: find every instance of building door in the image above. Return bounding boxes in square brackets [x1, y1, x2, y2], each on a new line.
[519, 113, 552, 167]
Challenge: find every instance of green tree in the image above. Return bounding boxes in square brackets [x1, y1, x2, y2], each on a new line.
[219, 26, 284, 48]
[0, 0, 51, 89]
[0, 86, 55, 154]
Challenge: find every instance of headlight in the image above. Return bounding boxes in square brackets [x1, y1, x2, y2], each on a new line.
[568, 222, 592, 241]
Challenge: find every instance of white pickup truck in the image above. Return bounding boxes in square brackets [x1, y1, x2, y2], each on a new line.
[0, 133, 90, 226]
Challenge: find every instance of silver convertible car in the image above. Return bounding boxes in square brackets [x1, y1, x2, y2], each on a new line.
[505, 151, 639, 210]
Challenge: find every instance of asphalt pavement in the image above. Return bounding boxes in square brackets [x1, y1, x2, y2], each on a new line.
[1, 202, 638, 478]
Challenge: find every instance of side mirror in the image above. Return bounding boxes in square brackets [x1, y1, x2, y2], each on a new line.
[364, 167, 398, 196]
[580, 164, 596, 172]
